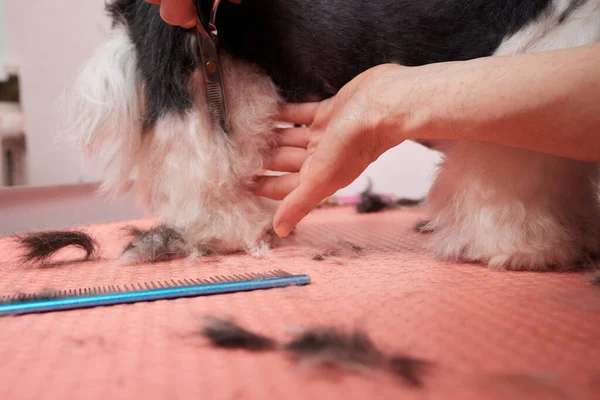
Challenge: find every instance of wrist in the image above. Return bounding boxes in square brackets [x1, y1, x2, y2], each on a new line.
[375, 64, 442, 148]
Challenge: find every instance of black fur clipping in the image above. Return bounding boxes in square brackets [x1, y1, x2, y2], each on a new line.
[202, 317, 276, 350]
[357, 179, 423, 214]
[15, 230, 98, 265]
[388, 357, 432, 387]
[200, 317, 431, 387]
[356, 179, 389, 214]
[284, 328, 385, 369]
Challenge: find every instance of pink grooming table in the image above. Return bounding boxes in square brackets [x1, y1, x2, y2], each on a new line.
[0, 206, 599, 400]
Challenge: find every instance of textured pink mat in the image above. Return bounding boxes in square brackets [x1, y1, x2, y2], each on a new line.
[1, 206, 599, 400]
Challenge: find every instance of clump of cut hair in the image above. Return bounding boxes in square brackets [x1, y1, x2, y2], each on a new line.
[200, 316, 431, 387]
[201, 317, 276, 350]
[14, 230, 98, 265]
[356, 179, 423, 214]
[356, 179, 389, 213]
[283, 328, 385, 370]
[312, 241, 364, 263]
[387, 356, 432, 387]
[119, 225, 190, 264]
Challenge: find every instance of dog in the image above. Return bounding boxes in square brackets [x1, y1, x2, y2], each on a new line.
[61, 0, 600, 269]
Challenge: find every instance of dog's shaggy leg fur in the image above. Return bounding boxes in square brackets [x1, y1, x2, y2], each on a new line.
[425, 144, 600, 270]
[136, 57, 280, 256]
[423, 1, 600, 270]
[61, 24, 281, 263]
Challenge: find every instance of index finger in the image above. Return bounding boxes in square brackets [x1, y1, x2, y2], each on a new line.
[273, 181, 333, 237]
[279, 102, 320, 126]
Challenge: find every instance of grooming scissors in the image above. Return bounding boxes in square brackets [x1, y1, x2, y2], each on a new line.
[195, 0, 231, 135]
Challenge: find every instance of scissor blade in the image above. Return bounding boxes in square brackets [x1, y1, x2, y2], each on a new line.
[206, 81, 230, 134]
[195, 20, 231, 135]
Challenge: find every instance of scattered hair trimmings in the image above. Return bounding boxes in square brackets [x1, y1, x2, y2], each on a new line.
[15, 230, 99, 265]
[312, 241, 364, 264]
[201, 317, 276, 350]
[201, 317, 432, 387]
[283, 328, 387, 372]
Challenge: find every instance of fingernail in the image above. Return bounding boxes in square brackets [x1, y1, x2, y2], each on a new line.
[275, 221, 293, 237]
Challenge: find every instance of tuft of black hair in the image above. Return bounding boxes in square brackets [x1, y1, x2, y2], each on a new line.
[312, 249, 339, 262]
[200, 317, 432, 386]
[388, 356, 432, 387]
[284, 328, 385, 368]
[286, 329, 431, 385]
[356, 179, 389, 214]
[201, 317, 276, 350]
[15, 230, 98, 265]
[356, 179, 423, 214]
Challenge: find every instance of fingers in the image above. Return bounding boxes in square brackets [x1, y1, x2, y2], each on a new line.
[274, 127, 311, 148]
[279, 103, 320, 126]
[147, 0, 197, 28]
[147, 0, 242, 28]
[253, 173, 299, 200]
[273, 182, 332, 237]
[266, 147, 306, 172]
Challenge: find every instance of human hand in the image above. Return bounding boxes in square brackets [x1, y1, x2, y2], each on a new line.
[254, 63, 411, 237]
[145, 0, 242, 29]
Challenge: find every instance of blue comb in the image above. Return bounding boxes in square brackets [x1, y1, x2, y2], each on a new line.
[0, 269, 310, 317]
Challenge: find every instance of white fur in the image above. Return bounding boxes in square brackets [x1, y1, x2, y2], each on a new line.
[62, 26, 281, 260]
[424, 0, 600, 270]
[61, 28, 143, 190]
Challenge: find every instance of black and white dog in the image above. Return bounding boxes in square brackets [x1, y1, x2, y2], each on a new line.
[62, 0, 600, 269]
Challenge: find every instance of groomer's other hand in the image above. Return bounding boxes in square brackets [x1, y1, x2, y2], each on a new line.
[145, 0, 242, 29]
[254, 64, 407, 237]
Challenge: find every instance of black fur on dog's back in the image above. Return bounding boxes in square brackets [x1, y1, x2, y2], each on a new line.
[216, 0, 554, 100]
[107, 0, 199, 132]
[106, 0, 555, 129]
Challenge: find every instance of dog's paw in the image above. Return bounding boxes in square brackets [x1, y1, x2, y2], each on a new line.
[428, 219, 598, 271]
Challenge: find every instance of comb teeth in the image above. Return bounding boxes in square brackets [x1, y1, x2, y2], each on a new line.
[206, 82, 226, 124]
[0, 270, 296, 304]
